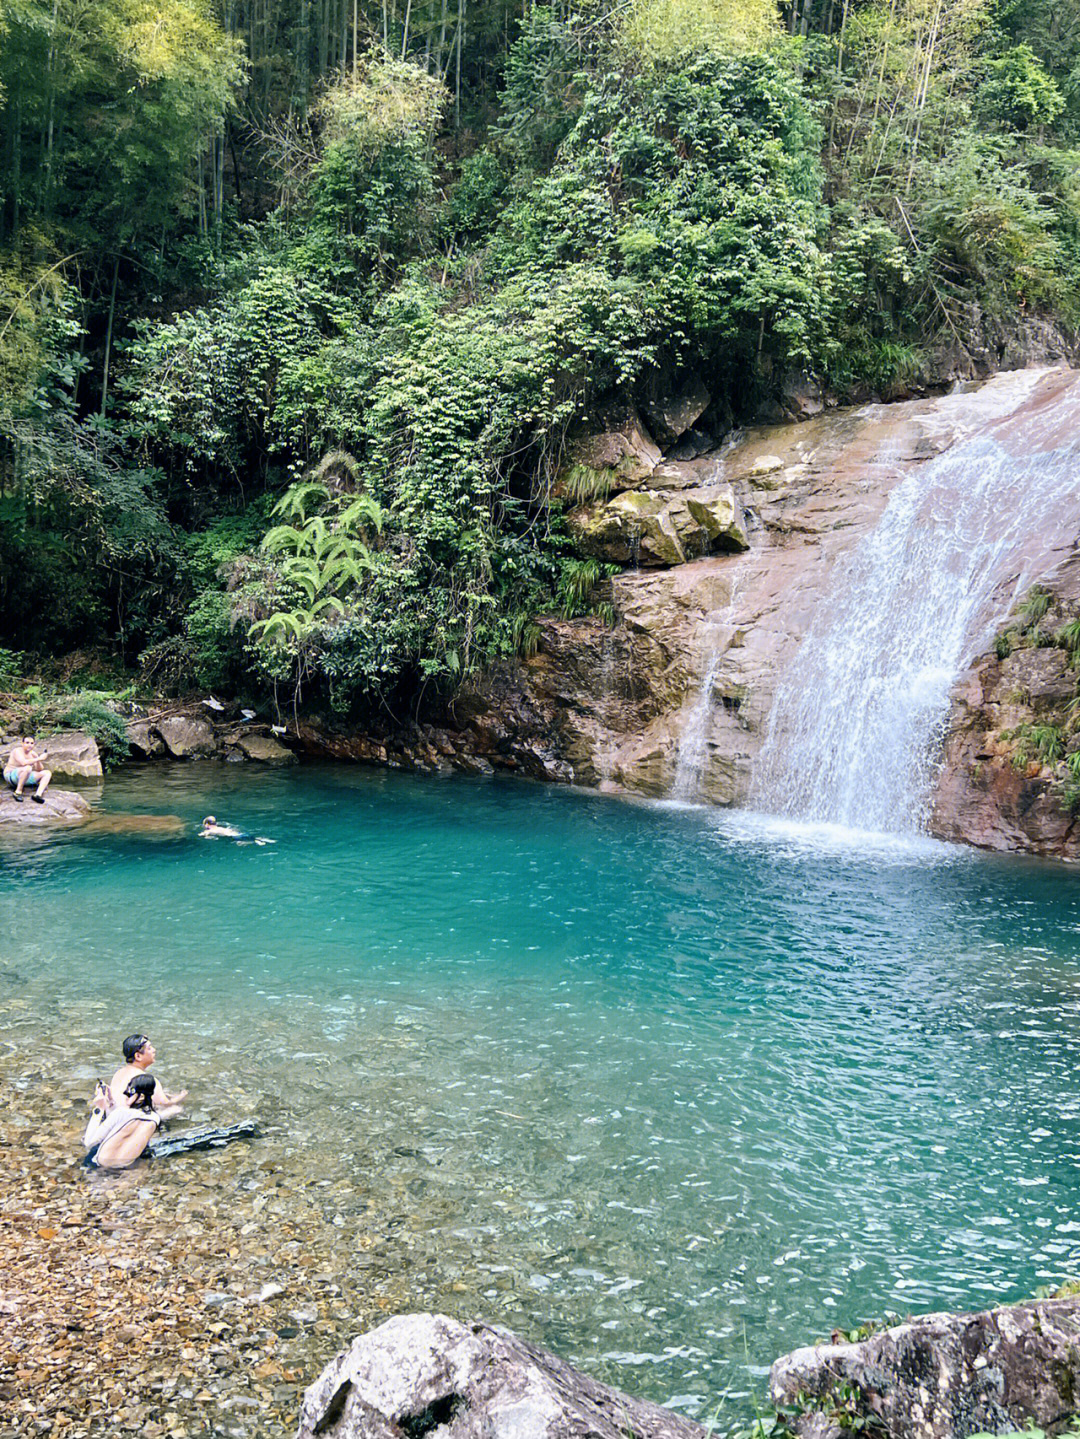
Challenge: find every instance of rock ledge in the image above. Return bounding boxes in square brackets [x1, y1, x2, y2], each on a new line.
[299, 1312, 707, 1439]
[770, 1293, 1080, 1439]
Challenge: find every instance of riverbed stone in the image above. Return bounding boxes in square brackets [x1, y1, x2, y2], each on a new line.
[155, 714, 217, 758]
[769, 1294, 1080, 1439]
[298, 1313, 709, 1439]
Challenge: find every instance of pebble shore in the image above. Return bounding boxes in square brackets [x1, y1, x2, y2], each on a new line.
[1, 1065, 410, 1438]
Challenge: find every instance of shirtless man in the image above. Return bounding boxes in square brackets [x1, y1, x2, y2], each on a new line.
[109, 1034, 188, 1118]
[4, 736, 52, 803]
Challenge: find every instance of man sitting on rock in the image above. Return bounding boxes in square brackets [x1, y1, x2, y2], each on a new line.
[4, 736, 52, 803]
[109, 1034, 188, 1118]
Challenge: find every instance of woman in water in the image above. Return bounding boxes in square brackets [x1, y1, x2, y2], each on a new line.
[82, 1077, 257, 1169]
[83, 1075, 161, 1168]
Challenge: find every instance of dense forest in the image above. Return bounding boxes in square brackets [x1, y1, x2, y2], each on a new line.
[1, 0, 1078, 719]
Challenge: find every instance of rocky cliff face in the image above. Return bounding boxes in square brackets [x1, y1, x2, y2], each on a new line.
[295, 367, 1080, 860]
[446, 370, 1080, 817]
[932, 552, 1080, 860]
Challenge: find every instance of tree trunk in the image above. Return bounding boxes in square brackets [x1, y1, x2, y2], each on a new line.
[100, 256, 120, 420]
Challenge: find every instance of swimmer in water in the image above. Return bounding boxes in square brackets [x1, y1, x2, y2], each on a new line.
[199, 815, 275, 845]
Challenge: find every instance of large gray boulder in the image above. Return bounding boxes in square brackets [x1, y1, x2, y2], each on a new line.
[642, 374, 711, 448]
[554, 410, 663, 502]
[298, 1313, 708, 1439]
[155, 713, 217, 758]
[769, 1294, 1080, 1439]
[234, 732, 297, 764]
[35, 730, 103, 779]
[126, 719, 165, 758]
[569, 484, 748, 567]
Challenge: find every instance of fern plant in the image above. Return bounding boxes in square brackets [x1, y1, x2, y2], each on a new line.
[250, 483, 385, 653]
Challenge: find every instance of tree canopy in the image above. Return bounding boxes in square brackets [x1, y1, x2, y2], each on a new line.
[2, 0, 1078, 713]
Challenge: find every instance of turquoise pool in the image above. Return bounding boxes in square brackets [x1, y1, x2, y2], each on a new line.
[2, 763, 1079, 1419]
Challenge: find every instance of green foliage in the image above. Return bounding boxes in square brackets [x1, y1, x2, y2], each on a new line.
[616, 0, 779, 66]
[1019, 585, 1052, 624]
[1057, 618, 1080, 665]
[0, 648, 22, 690]
[305, 58, 448, 275]
[557, 558, 603, 618]
[7, 0, 1080, 720]
[1061, 750, 1080, 814]
[975, 44, 1065, 132]
[917, 136, 1075, 316]
[0, 0, 244, 252]
[494, 7, 584, 168]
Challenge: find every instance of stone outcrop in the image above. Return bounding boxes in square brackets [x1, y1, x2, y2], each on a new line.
[570, 483, 748, 568]
[232, 733, 297, 765]
[770, 1294, 1080, 1439]
[298, 1313, 707, 1439]
[932, 549, 1080, 860]
[642, 373, 711, 448]
[127, 719, 166, 758]
[554, 410, 663, 501]
[156, 714, 218, 758]
[29, 730, 103, 780]
[448, 379, 983, 800]
[124, 710, 300, 765]
[0, 786, 90, 825]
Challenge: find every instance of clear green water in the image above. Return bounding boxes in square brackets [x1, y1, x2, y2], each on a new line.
[4, 764, 1080, 1418]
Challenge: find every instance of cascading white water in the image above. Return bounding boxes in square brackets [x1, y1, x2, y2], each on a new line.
[671, 579, 741, 801]
[671, 642, 723, 802]
[594, 631, 619, 784]
[751, 381, 1080, 834]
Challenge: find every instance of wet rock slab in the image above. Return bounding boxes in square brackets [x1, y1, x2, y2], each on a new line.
[299, 1312, 709, 1439]
[0, 785, 89, 825]
[770, 1296, 1080, 1439]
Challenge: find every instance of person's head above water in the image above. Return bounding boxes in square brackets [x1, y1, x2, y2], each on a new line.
[123, 1074, 157, 1112]
[202, 816, 216, 827]
[122, 1034, 155, 1067]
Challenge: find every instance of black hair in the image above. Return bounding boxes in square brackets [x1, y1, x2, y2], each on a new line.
[122, 1034, 150, 1062]
[124, 1074, 157, 1112]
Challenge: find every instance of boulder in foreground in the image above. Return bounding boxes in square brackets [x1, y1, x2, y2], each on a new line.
[770, 1294, 1080, 1439]
[298, 1313, 707, 1439]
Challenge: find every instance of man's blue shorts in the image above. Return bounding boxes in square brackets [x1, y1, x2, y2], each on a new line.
[4, 768, 40, 787]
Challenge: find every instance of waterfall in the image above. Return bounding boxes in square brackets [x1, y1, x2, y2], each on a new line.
[751, 380, 1080, 835]
[671, 579, 741, 801]
[671, 644, 723, 801]
[594, 632, 619, 785]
